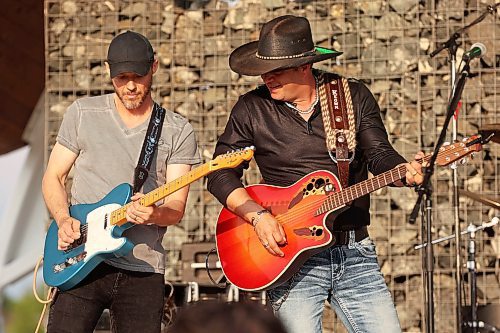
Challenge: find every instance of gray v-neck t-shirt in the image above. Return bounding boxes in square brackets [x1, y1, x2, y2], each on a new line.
[56, 93, 201, 273]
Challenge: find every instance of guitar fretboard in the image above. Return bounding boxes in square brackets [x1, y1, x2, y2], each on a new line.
[316, 155, 433, 215]
[110, 163, 211, 226]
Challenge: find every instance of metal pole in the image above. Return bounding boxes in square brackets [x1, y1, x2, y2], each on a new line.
[449, 52, 463, 333]
[425, 196, 435, 333]
[467, 224, 478, 333]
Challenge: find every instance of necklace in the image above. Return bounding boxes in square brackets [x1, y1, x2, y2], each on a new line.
[285, 76, 319, 115]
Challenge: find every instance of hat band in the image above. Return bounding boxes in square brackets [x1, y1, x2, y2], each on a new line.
[255, 48, 316, 60]
[108, 58, 154, 65]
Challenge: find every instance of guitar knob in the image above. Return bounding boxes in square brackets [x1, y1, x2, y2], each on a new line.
[324, 184, 334, 192]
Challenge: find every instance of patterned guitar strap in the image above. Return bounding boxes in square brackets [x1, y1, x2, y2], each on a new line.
[133, 102, 166, 193]
[317, 72, 356, 189]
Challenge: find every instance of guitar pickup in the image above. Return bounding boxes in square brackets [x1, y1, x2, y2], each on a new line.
[53, 252, 87, 273]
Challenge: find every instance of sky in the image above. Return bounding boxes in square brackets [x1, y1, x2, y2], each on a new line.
[0, 146, 35, 299]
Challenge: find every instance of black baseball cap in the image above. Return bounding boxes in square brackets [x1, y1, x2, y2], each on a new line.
[107, 31, 154, 78]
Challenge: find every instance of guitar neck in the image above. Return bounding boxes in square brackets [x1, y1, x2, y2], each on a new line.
[317, 155, 432, 215]
[111, 163, 211, 226]
[106, 146, 256, 227]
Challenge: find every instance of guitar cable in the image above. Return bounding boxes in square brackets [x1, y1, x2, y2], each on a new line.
[162, 280, 178, 328]
[205, 248, 227, 288]
[32, 256, 56, 333]
[29, 249, 231, 331]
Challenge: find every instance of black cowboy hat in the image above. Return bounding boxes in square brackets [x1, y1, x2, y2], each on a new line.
[229, 15, 342, 76]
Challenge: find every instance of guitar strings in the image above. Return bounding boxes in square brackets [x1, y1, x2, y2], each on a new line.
[110, 163, 212, 225]
[221, 141, 472, 251]
[270, 147, 464, 227]
[272, 166, 405, 226]
[110, 149, 254, 225]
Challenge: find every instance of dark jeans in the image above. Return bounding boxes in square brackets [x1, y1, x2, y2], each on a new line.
[47, 262, 165, 333]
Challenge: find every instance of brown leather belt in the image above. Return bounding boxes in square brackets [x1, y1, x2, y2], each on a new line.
[331, 226, 369, 246]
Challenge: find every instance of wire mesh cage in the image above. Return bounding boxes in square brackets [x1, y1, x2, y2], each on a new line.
[44, 0, 500, 331]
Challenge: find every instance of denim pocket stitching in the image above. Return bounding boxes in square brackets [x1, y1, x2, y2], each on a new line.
[354, 238, 377, 258]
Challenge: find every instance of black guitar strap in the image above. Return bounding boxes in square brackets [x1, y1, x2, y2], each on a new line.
[133, 102, 166, 193]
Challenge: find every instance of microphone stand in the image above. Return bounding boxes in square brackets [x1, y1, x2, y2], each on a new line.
[409, 59, 472, 333]
[431, 30, 461, 333]
[466, 223, 478, 333]
[426, 4, 499, 331]
[414, 217, 500, 332]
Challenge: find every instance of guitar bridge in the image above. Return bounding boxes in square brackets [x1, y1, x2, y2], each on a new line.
[53, 252, 87, 273]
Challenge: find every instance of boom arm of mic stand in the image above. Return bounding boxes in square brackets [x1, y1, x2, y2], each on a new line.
[488, 2, 500, 13]
[429, 3, 496, 58]
[414, 217, 499, 250]
[430, 32, 460, 58]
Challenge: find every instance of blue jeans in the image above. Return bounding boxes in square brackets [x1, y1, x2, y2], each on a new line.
[47, 263, 165, 333]
[267, 237, 401, 333]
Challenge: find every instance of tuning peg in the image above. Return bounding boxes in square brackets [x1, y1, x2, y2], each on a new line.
[459, 157, 468, 165]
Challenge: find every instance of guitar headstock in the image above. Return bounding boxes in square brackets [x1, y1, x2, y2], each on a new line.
[209, 146, 255, 171]
[435, 135, 482, 166]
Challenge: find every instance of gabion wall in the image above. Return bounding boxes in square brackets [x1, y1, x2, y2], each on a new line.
[44, 0, 500, 331]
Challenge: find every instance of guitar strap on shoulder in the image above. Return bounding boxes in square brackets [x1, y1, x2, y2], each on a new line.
[318, 72, 356, 188]
[133, 102, 166, 193]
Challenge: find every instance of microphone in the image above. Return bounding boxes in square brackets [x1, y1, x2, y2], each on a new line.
[463, 42, 487, 61]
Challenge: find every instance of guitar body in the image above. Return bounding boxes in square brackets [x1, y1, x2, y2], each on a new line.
[42, 147, 257, 291]
[215, 137, 482, 291]
[43, 183, 134, 291]
[216, 170, 345, 291]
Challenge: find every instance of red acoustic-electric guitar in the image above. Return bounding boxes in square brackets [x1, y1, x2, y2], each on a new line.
[215, 136, 482, 291]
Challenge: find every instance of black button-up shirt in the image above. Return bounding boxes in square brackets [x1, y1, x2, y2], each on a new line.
[207, 72, 406, 230]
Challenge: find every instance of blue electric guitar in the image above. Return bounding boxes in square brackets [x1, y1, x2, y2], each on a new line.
[43, 147, 255, 291]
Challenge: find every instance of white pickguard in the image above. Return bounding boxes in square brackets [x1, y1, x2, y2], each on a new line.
[82, 203, 126, 262]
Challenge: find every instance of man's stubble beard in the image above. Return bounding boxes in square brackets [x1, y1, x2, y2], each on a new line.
[114, 78, 153, 110]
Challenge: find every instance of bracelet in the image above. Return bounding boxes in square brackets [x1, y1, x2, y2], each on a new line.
[250, 209, 270, 228]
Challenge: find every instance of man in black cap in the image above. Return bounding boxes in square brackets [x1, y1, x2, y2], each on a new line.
[43, 30, 201, 332]
[207, 15, 424, 333]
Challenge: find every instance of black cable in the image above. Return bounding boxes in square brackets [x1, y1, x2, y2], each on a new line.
[205, 247, 227, 288]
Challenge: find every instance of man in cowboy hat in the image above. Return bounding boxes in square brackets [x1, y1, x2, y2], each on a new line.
[207, 15, 424, 333]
